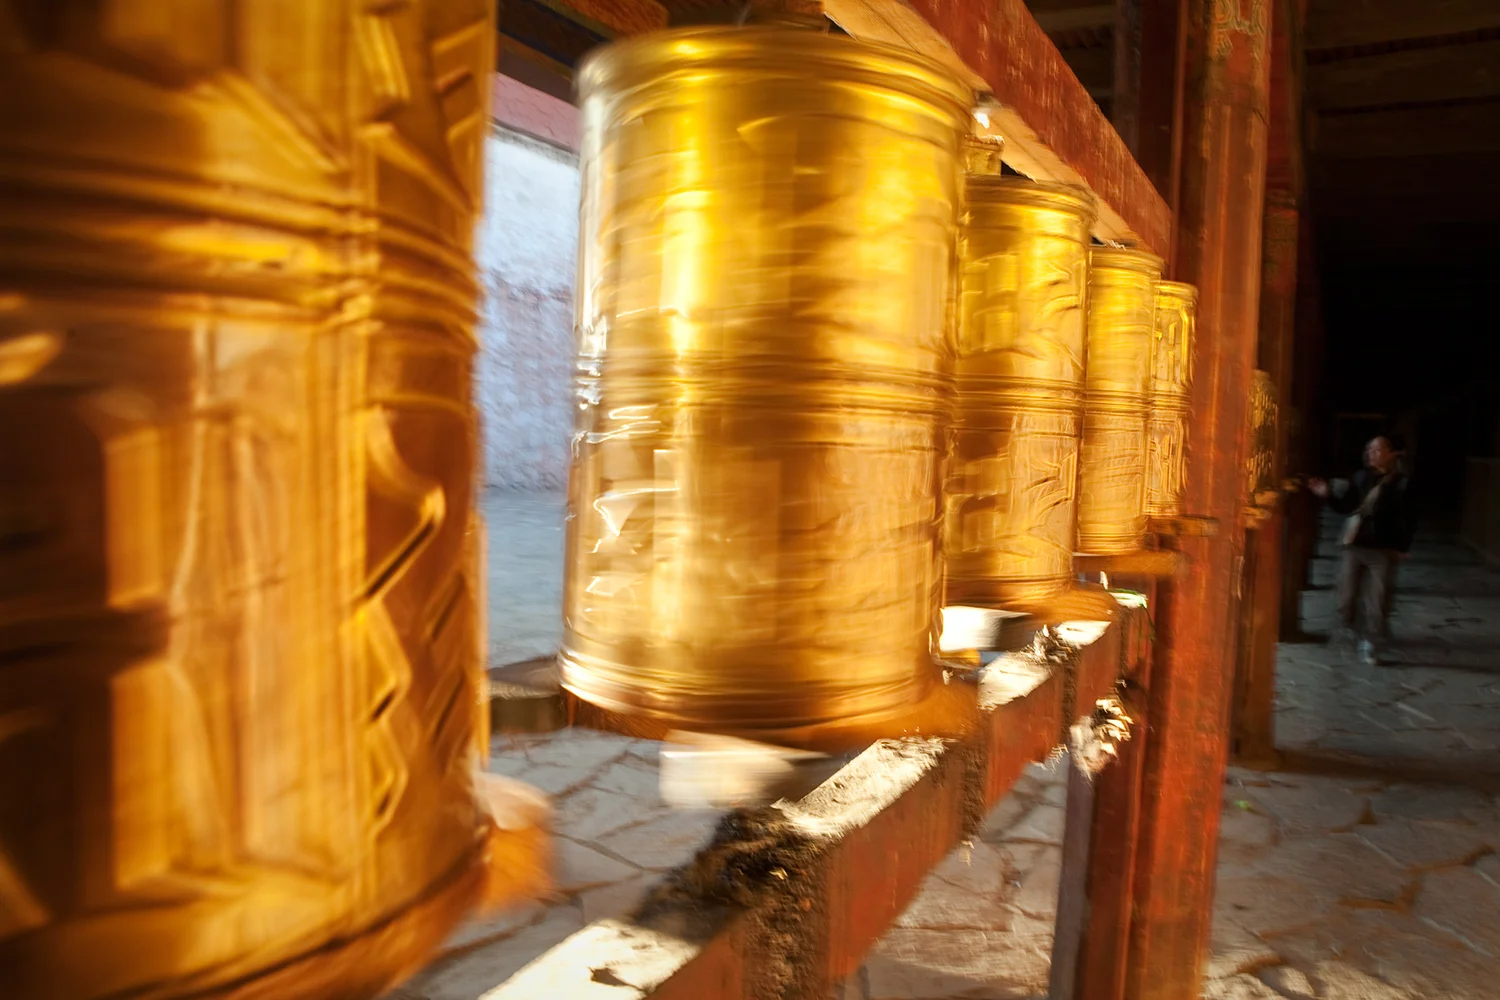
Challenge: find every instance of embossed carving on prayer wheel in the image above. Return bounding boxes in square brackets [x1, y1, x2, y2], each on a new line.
[1145, 281, 1199, 516]
[1248, 369, 1280, 508]
[1077, 247, 1164, 555]
[944, 149, 1096, 608]
[0, 3, 500, 998]
[561, 27, 970, 731]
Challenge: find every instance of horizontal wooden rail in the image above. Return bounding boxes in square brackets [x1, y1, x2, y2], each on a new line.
[821, 0, 1171, 255]
[462, 608, 1142, 999]
[519, 0, 1173, 255]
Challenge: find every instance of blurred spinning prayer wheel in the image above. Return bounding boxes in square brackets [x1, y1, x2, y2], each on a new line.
[0, 2, 540, 998]
[1076, 247, 1164, 555]
[944, 141, 1096, 609]
[1145, 281, 1199, 516]
[560, 26, 971, 733]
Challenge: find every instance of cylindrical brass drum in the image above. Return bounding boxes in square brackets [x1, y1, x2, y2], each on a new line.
[0, 4, 497, 998]
[561, 28, 970, 731]
[944, 155, 1096, 608]
[1077, 247, 1164, 554]
[1145, 281, 1199, 516]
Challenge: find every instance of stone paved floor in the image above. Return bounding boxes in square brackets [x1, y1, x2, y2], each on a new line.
[396, 520, 1500, 999]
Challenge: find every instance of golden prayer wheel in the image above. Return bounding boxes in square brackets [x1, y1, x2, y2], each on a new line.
[944, 151, 1096, 608]
[1247, 369, 1280, 508]
[561, 27, 971, 731]
[0, 3, 511, 998]
[1145, 281, 1199, 516]
[1077, 247, 1164, 554]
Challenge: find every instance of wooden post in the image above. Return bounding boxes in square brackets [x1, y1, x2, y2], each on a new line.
[1231, 0, 1304, 763]
[1123, 0, 1273, 993]
[1282, 211, 1327, 634]
[1051, 579, 1156, 1000]
[1235, 190, 1300, 762]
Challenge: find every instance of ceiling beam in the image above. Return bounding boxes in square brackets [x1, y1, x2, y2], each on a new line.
[1307, 39, 1500, 110]
[537, 0, 667, 37]
[1310, 152, 1500, 209]
[1310, 101, 1500, 157]
[1034, 4, 1115, 33]
[1304, 0, 1500, 50]
[1059, 44, 1113, 93]
[822, 0, 1171, 254]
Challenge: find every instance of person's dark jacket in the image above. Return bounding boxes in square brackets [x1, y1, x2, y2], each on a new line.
[1326, 467, 1418, 552]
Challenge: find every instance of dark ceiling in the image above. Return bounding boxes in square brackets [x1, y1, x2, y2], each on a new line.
[1030, 0, 1500, 477]
[499, 0, 1500, 475]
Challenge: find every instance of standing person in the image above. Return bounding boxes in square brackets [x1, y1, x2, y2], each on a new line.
[1308, 435, 1418, 665]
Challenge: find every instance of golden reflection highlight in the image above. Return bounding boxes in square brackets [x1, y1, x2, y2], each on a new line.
[560, 27, 972, 732]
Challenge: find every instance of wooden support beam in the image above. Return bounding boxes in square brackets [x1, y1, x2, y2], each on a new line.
[1051, 578, 1157, 1000]
[1310, 101, 1500, 158]
[1304, 0, 1500, 50]
[1307, 39, 1500, 111]
[482, 614, 1136, 999]
[823, 0, 1172, 255]
[1124, 0, 1272, 994]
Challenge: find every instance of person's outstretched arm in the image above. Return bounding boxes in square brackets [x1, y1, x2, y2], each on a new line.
[1310, 472, 1362, 514]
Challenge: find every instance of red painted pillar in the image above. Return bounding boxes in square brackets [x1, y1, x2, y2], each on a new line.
[1234, 0, 1304, 763]
[1125, 0, 1273, 995]
[1236, 193, 1299, 762]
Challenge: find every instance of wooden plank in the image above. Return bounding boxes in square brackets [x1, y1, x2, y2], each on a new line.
[1308, 39, 1500, 111]
[1304, 0, 1500, 50]
[477, 612, 1137, 1000]
[822, 0, 1172, 256]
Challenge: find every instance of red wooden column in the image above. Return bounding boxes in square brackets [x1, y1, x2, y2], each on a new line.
[1282, 216, 1327, 630]
[1236, 192, 1299, 762]
[1050, 2, 1190, 994]
[1050, 579, 1156, 1000]
[1124, 0, 1273, 995]
[1233, 0, 1305, 762]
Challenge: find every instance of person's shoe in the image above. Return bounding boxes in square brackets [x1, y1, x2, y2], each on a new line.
[1357, 639, 1381, 666]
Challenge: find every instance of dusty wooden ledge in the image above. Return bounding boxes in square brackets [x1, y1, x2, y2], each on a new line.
[480, 610, 1138, 1000]
[1146, 514, 1220, 538]
[1075, 549, 1187, 579]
